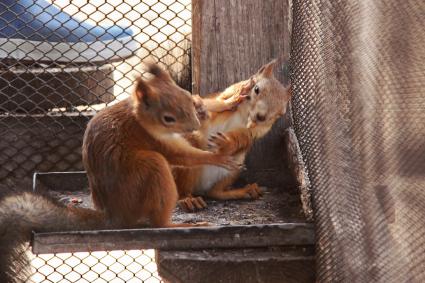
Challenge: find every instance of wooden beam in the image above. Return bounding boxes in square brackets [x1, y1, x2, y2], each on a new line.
[32, 223, 314, 254]
[157, 247, 316, 283]
[191, 0, 202, 95]
[192, 0, 290, 95]
[191, 0, 293, 188]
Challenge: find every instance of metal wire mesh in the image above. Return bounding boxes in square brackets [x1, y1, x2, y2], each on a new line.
[1, 1, 190, 281]
[290, 0, 425, 281]
[0, 0, 192, 185]
[29, 249, 162, 283]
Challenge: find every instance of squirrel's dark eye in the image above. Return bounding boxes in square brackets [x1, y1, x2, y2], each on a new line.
[254, 85, 260, 95]
[163, 115, 176, 124]
[256, 113, 266, 122]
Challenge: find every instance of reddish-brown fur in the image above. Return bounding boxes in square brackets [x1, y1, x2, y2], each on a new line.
[174, 60, 292, 211]
[82, 63, 238, 227]
[0, 61, 290, 281]
[173, 79, 254, 210]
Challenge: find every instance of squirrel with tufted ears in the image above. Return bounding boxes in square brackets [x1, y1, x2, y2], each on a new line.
[174, 59, 292, 211]
[82, 62, 241, 227]
[0, 63, 241, 282]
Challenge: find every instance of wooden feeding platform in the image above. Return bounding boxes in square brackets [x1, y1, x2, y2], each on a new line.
[31, 168, 313, 254]
[30, 126, 315, 282]
[25, 0, 315, 280]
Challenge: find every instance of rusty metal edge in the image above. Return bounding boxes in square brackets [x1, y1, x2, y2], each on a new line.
[32, 223, 314, 254]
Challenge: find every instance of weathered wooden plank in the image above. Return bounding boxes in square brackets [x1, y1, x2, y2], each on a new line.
[32, 223, 315, 254]
[192, 0, 220, 95]
[157, 247, 316, 283]
[191, 0, 202, 95]
[192, 0, 292, 188]
[194, 0, 290, 95]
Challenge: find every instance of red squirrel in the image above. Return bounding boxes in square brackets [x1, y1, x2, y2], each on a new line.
[82, 62, 240, 227]
[0, 63, 240, 282]
[174, 59, 292, 211]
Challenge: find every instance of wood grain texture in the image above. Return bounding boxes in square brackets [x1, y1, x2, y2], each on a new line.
[32, 223, 314, 254]
[191, 0, 202, 95]
[158, 247, 315, 283]
[192, 0, 292, 188]
[193, 0, 290, 94]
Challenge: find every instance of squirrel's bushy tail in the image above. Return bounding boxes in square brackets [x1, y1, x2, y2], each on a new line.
[0, 192, 104, 283]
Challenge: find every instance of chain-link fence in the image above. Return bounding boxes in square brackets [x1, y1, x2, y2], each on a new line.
[291, 0, 424, 282]
[0, 0, 190, 281]
[4, 0, 423, 282]
[0, 0, 192, 186]
[29, 249, 161, 283]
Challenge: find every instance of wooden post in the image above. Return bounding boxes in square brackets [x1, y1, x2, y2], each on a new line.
[192, 0, 290, 95]
[192, 0, 293, 188]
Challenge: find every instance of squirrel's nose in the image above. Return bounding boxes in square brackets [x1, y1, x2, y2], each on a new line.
[256, 114, 266, 122]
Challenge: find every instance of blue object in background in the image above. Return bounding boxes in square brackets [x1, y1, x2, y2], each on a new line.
[0, 0, 139, 62]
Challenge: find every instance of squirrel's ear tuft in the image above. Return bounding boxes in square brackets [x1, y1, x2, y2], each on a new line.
[133, 76, 157, 107]
[257, 58, 278, 78]
[134, 77, 146, 100]
[143, 62, 173, 82]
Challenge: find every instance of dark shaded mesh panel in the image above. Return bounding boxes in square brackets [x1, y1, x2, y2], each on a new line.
[290, 0, 424, 282]
[0, 1, 192, 186]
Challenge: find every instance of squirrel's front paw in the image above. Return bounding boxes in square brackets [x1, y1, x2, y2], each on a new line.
[224, 95, 245, 110]
[240, 77, 255, 96]
[213, 154, 242, 171]
[244, 183, 264, 199]
[192, 94, 209, 120]
[208, 132, 231, 154]
[178, 196, 207, 212]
